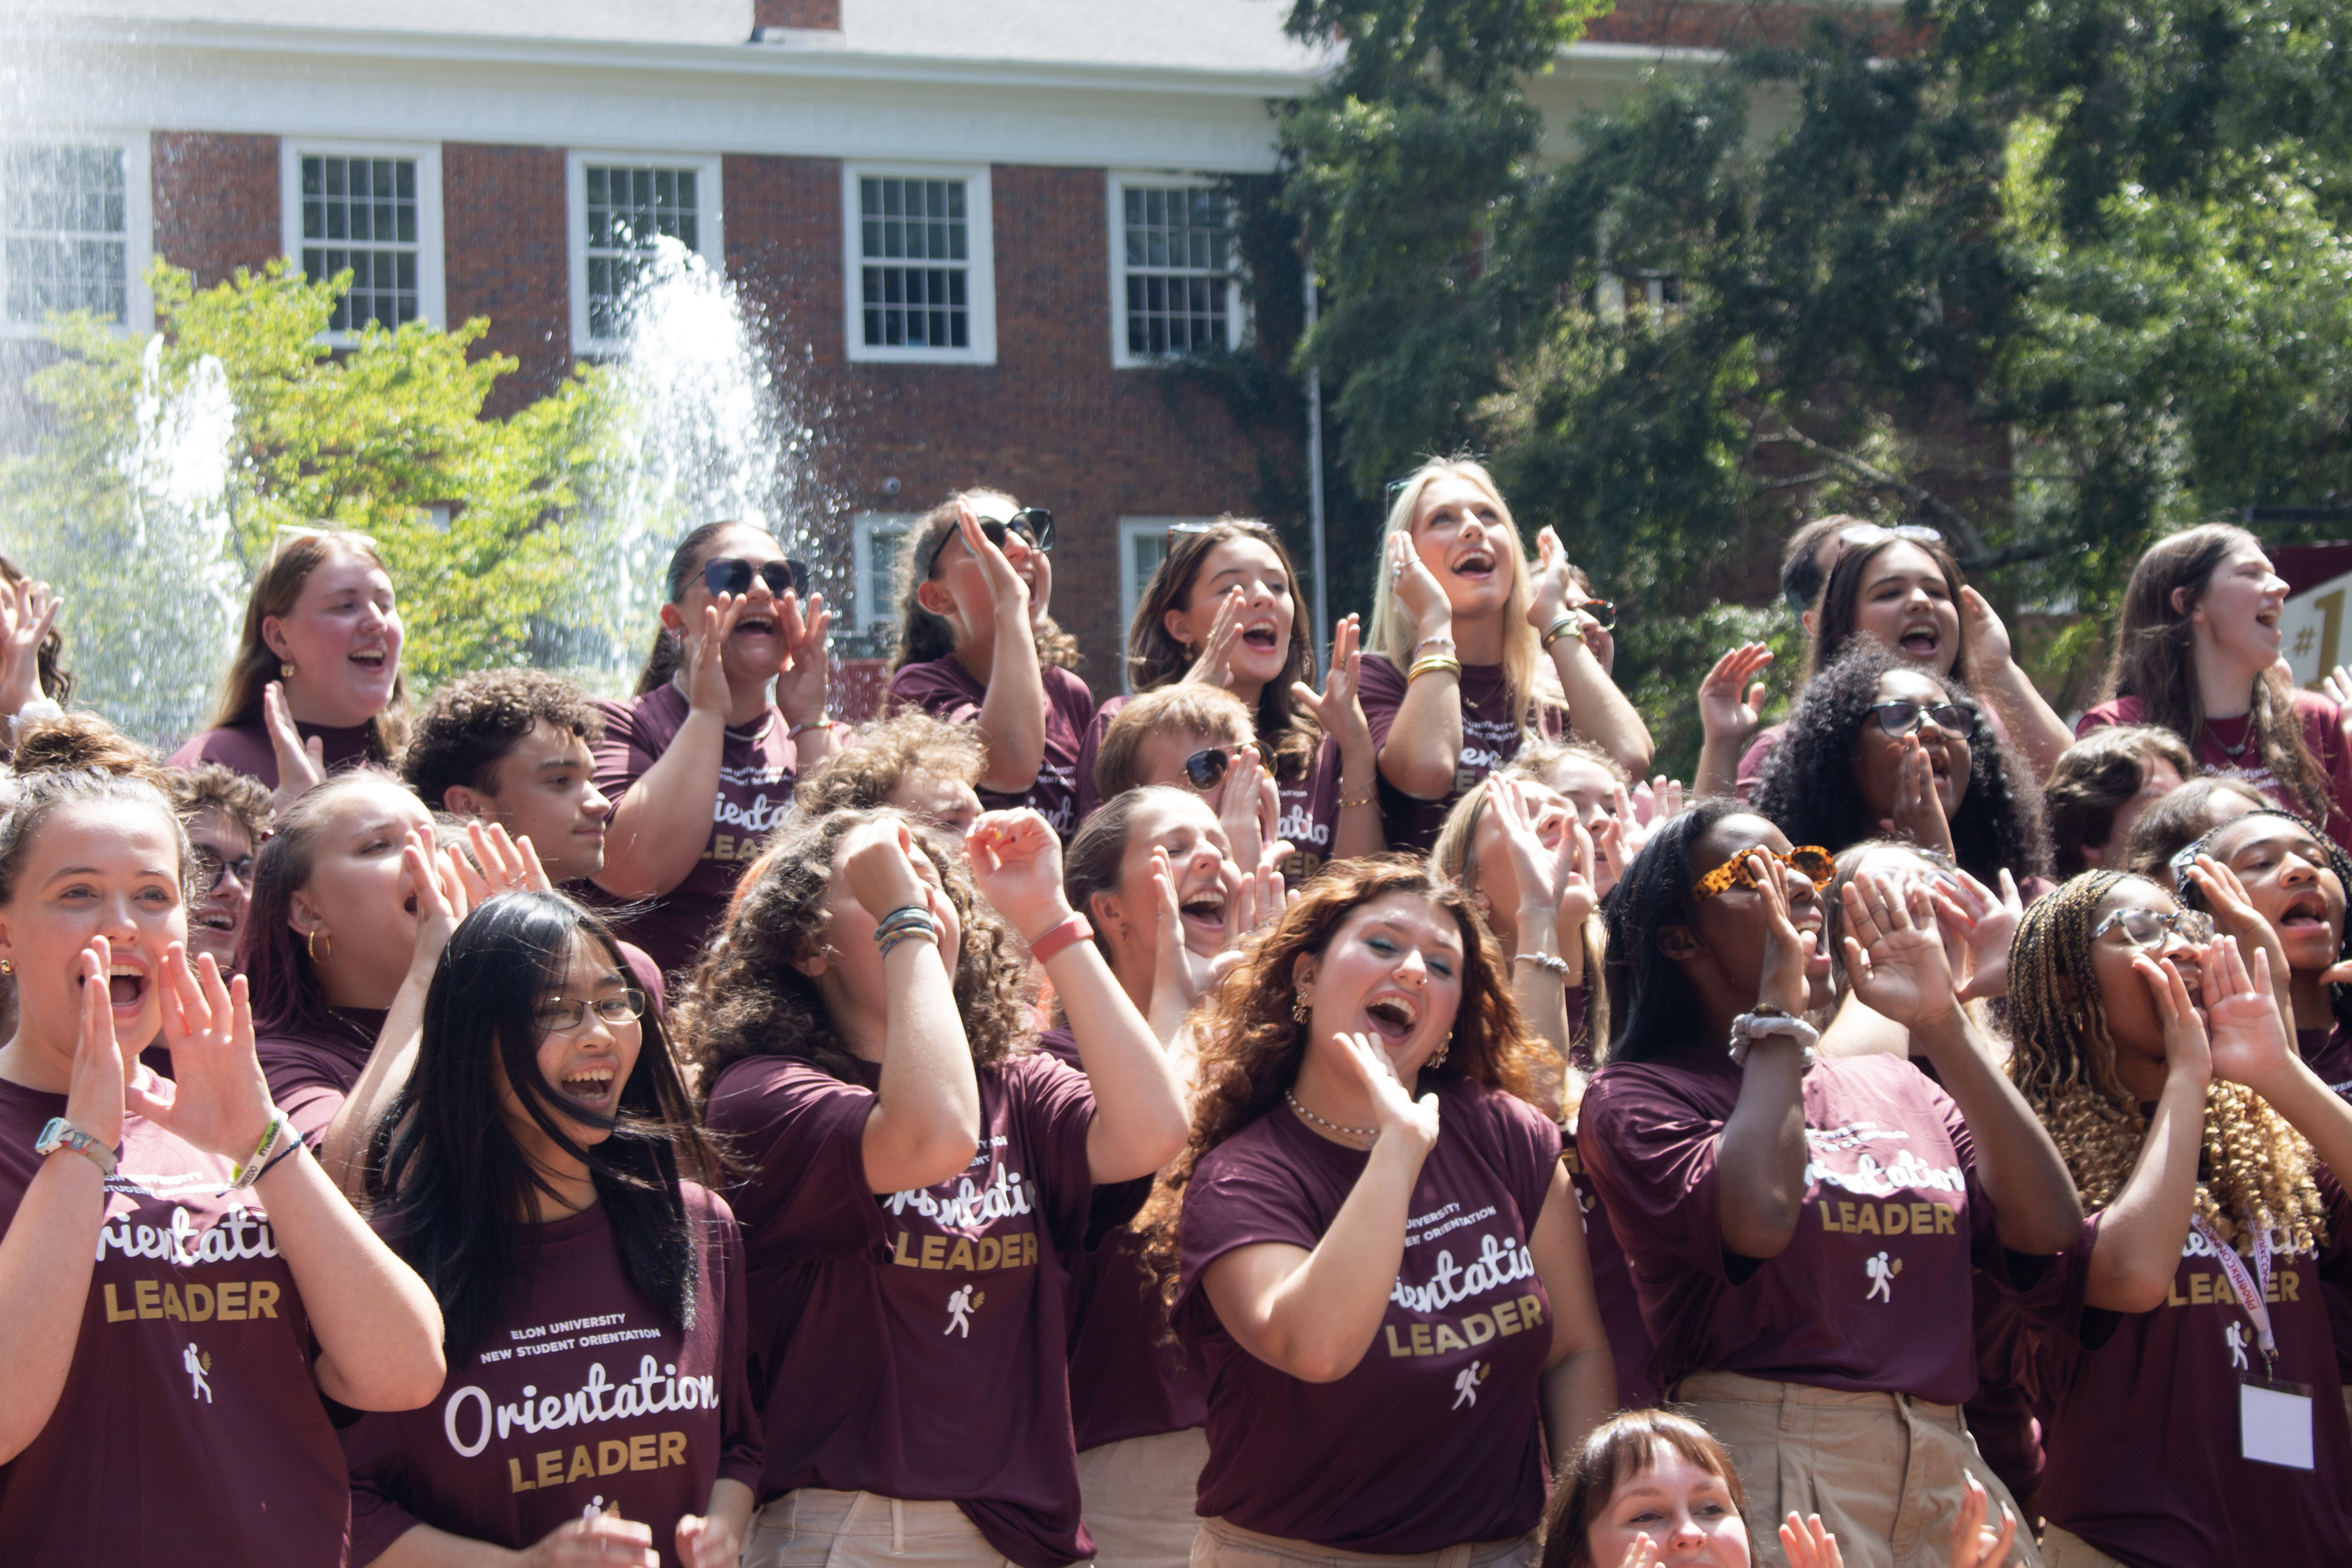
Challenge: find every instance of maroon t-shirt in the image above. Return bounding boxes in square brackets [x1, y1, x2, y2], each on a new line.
[1074, 696, 1352, 887]
[1559, 986, 1657, 1411]
[343, 1187, 761, 1568]
[1579, 1052, 1999, 1406]
[1034, 1028, 1207, 1452]
[0, 1079, 348, 1561]
[1358, 655, 1542, 855]
[591, 683, 795, 980]
[704, 1048, 1133, 1568]
[2019, 1194, 2352, 1564]
[170, 716, 378, 790]
[257, 1005, 387, 1147]
[1174, 1078, 1561, 1553]
[2079, 691, 2352, 852]
[2304, 1025, 2352, 1387]
[888, 658, 1095, 839]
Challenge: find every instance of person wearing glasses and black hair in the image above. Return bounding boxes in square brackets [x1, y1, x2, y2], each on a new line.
[1580, 803, 2078, 1567]
[887, 491, 1096, 842]
[592, 521, 838, 980]
[342, 892, 759, 1568]
[1697, 523, 2074, 801]
[1751, 642, 2051, 895]
[1077, 516, 1382, 883]
[166, 762, 273, 982]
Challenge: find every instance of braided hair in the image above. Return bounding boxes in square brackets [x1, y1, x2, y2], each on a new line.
[2004, 872, 2326, 1259]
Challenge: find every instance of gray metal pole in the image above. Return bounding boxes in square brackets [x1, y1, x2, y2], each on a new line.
[1305, 255, 1329, 678]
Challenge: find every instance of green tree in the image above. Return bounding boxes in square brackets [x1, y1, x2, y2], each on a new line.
[0, 260, 610, 745]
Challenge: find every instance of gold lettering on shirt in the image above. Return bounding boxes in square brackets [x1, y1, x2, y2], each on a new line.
[891, 1229, 1035, 1273]
[1383, 1295, 1548, 1357]
[1821, 1201, 1955, 1236]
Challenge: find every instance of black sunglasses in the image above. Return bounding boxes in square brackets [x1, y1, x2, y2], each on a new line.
[927, 509, 1054, 574]
[1868, 700, 1978, 740]
[1181, 745, 1246, 792]
[1572, 597, 1617, 632]
[703, 557, 809, 598]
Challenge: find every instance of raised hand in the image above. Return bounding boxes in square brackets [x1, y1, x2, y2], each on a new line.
[2201, 936, 2295, 1093]
[262, 679, 328, 813]
[520, 1513, 658, 1568]
[1841, 871, 1961, 1028]
[1181, 585, 1250, 690]
[773, 585, 833, 727]
[1948, 1473, 2020, 1568]
[1630, 776, 1686, 828]
[1386, 531, 1451, 642]
[1612, 1534, 1666, 1568]
[957, 500, 1033, 619]
[2132, 942, 2213, 1091]
[1524, 527, 1576, 627]
[1331, 1030, 1441, 1152]
[1930, 867, 2023, 1003]
[841, 816, 944, 927]
[1293, 613, 1375, 762]
[681, 593, 746, 716]
[675, 1511, 742, 1568]
[1554, 818, 1599, 952]
[1225, 837, 1291, 947]
[1753, 849, 1818, 1018]
[1211, 743, 1276, 873]
[1959, 586, 2015, 671]
[1780, 1512, 1847, 1568]
[65, 938, 128, 1149]
[1882, 735, 1958, 859]
[0, 574, 60, 720]
[2180, 854, 2296, 1022]
[400, 829, 474, 978]
[1488, 779, 1567, 924]
[966, 809, 1071, 940]
[1610, 782, 1662, 864]
[1699, 643, 1774, 748]
[1149, 848, 1219, 1019]
[449, 819, 548, 902]
[131, 945, 276, 1164]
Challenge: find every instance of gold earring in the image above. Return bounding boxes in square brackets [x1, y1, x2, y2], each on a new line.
[0, 957, 13, 975]
[1427, 1039, 1451, 1070]
[280, 662, 295, 679]
[1292, 991, 1311, 1022]
[308, 928, 333, 963]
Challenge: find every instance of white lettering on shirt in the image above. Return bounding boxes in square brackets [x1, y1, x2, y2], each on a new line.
[1390, 1231, 1538, 1314]
[96, 1203, 279, 1267]
[440, 1354, 719, 1455]
[884, 1163, 1034, 1228]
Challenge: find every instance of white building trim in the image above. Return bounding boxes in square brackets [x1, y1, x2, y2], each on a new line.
[565, 149, 725, 357]
[0, 127, 153, 338]
[278, 136, 445, 340]
[842, 163, 995, 366]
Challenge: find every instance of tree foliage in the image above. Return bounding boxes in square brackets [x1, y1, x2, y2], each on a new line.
[0, 261, 610, 743]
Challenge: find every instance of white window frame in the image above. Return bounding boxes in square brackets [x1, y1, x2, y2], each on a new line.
[851, 512, 918, 639]
[841, 164, 995, 366]
[0, 132, 153, 338]
[565, 150, 725, 357]
[1107, 173, 1243, 369]
[1119, 516, 1209, 693]
[280, 139, 444, 344]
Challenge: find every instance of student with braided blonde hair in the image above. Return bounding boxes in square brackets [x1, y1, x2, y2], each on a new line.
[2003, 872, 2352, 1565]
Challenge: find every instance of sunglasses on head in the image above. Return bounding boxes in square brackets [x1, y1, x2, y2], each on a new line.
[1868, 700, 1978, 740]
[1692, 844, 1837, 900]
[927, 508, 1054, 574]
[1838, 523, 1942, 551]
[1179, 745, 1249, 793]
[2091, 905, 2215, 950]
[2167, 807, 2326, 900]
[702, 557, 808, 599]
[1571, 597, 1617, 633]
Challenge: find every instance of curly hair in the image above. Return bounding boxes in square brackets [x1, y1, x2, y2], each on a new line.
[887, 490, 1081, 675]
[166, 761, 274, 845]
[2170, 807, 2352, 1036]
[671, 805, 1033, 1097]
[1752, 640, 2049, 888]
[791, 710, 985, 819]
[2004, 871, 2327, 1259]
[10, 712, 164, 784]
[1136, 855, 1540, 1294]
[2044, 724, 2199, 877]
[1124, 516, 1320, 781]
[400, 667, 606, 807]
[2122, 776, 2274, 877]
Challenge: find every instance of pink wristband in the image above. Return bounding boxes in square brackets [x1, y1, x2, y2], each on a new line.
[1026, 912, 1095, 965]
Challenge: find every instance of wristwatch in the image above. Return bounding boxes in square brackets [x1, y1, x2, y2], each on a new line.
[34, 1116, 118, 1178]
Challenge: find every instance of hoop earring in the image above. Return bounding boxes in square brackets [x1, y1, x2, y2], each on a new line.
[308, 928, 333, 964]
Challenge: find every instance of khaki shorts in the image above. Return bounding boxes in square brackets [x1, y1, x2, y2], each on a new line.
[1078, 1428, 1209, 1568]
[1678, 1370, 2044, 1568]
[2038, 1526, 2127, 1568]
[744, 1489, 1015, 1568]
[1190, 1515, 1539, 1568]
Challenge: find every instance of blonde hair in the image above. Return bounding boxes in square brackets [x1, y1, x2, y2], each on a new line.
[1366, 458, 1562, 742]
[2005, 871, 2327, 1259]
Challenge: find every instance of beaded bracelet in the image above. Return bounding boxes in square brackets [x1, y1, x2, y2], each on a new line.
[1406, 655, 1463, 684]
[1338, 780, 1378, 809]
[1514, 951, 1574, 978]
[1411, 634, 1457, 657]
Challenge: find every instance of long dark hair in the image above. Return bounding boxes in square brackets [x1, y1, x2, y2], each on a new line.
[366, 892, 719, 1357]
[1126, 518, 1318, 780]
[1598, 798, 1744, 1064]
[2105, 523, 2329, 826]
[244, 770, 407, 1042]
[1805, 531, 1975, 685]
[634, 520, 754, 696]
[886, 490, 1081, 676]
[208, 528, 410, 759]
[1752, 640, 2049, 887]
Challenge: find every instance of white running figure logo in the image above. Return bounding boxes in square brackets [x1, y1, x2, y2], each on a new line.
[2226, 1322, 2251, 1371]
[184, 1343, 213, 1403]
[945, 1285, 976, 1338]
[1451, 1360, 1486, 1411]
[1865, 1251, 1896, 1303]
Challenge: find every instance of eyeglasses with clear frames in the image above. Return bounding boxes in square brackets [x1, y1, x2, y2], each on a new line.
[532, 992, 647, 1035]
[189, 844, 256, 894]
[2090, 906, 2215, 950]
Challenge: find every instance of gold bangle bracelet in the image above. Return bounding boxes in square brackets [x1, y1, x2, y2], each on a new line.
[1406, 656, 1463, 683]
[1541, 615, 1584, 650]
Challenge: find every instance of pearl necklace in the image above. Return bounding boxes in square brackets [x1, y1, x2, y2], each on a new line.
[1286, 1089, 1378, 1142]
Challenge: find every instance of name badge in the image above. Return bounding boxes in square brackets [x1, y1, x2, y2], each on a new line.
[2240, 1377, 2315, 1470]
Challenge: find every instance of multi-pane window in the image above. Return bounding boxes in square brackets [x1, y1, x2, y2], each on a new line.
[1122, 184, 1232, 358]
[300, 155, 419, 333]
[859, 177, 969, 350]
[854, 516, 913, 635]
[3, 144, 128, 326]
[583, 165, 699, 341]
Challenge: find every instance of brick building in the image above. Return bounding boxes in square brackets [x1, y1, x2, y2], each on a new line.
[2, 0, 1719, 686]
